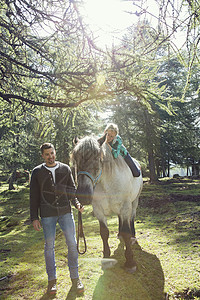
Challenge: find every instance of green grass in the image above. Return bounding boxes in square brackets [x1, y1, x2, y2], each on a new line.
[0, 179, 200, 299]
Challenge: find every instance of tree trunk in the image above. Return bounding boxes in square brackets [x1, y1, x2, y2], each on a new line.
[148, 149, 157, 182]
[8, 170, 16, 190]
[167, 159, 170, 177]
[144, 110, 158, 183]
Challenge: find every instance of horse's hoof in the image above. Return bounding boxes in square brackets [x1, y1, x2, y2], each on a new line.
[125, 266, 137, 273]
[103, 250, 111, 258]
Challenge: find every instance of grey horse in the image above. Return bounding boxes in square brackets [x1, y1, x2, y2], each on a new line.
[72, 136, 143, 273]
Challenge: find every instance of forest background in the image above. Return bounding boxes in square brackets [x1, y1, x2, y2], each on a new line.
[0, 0, 199, 184]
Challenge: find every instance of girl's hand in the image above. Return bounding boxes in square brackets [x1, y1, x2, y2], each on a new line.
[105, 133, 108, 143]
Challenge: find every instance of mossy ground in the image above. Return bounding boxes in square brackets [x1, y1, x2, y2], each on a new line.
[0, 178, 200, 299]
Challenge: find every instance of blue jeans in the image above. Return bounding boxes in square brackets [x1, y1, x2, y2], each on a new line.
[41, 213, 79, 281]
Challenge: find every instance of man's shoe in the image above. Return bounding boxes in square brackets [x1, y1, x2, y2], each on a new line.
[47, 279, 57, 295]
[71, 278, 84, 294]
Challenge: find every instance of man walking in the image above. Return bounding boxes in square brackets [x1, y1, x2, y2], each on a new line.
[30, 142, 84, 295]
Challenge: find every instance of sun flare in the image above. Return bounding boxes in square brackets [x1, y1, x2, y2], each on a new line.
[80, 0, 136, 46]
[83, 0, 128, 29]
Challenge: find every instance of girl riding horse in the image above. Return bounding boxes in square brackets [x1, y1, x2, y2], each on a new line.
[98, 123, 141, 177]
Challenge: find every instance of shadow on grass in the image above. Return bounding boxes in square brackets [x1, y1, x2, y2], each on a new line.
[0, 226, 44, 298]
[92, 241, 166, 300]
[39, 293, 57, 299]
[65, 286, 84, 300]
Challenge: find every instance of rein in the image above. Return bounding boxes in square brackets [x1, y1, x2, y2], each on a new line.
[76, 169, 102, 254]
[77, 211, 87, 255]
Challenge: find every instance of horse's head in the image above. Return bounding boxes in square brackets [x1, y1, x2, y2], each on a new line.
[72, 136, 102, 204]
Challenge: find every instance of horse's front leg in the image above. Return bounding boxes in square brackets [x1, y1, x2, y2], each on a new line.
[99, 221, 110, 258]
[118, 216, 136, 246]
[119, 216, 135, 238]
[120, 219, 137, 273]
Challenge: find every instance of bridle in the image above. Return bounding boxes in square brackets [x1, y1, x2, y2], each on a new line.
[76, 169, 102, 255]
[77, 169, 102, 187]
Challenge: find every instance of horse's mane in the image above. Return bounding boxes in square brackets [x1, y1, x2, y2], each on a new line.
[72, 136, 122, 174]
[72, 136, 101, 169]
[101, 142, 113, 162]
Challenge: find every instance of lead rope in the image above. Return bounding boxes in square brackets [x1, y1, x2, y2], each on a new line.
[77, 211, 87, 255]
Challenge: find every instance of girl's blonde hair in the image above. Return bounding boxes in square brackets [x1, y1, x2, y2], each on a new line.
[104, 123, 119, 135]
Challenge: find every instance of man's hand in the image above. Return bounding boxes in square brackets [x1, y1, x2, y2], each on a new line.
[32, 219, 41, 231]
[77, 203, 84, 213]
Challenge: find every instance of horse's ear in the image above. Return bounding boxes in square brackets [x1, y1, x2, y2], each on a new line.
[73, 136, 79, 145]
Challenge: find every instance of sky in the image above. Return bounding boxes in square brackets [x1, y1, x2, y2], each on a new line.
[79, 0, 187, 49]
[80, 0, 141, 47]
